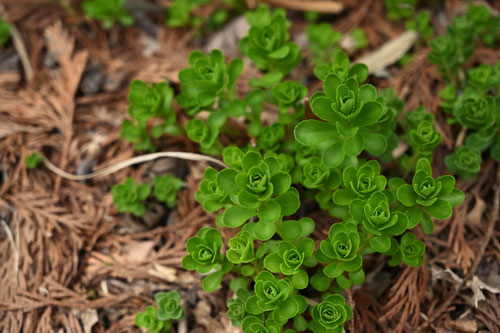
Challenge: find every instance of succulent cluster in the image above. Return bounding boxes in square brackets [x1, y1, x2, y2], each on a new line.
[427, 4, 500, 179]
[70, 4, 487, 332]
[120, 80, 179, 152]
[171, 7, 465, 332]
[111, 173, 182, 216]
[134, 291, 185, 333]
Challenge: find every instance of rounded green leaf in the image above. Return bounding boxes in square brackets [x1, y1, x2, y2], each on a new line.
[441, 188, 465, 207]
[349, 268, 365, 286]
[344, 134, 364, 156]
[276, 189, 300, 216]
[425, 199, 452, 220]
[421, 212, 434, 234]
[264, 253, 282, 273]
[361, 132, 388, 155]
[254, 221, 277, 240]
[294, 120, 338, 146]
[397, 184, 418, 206]
[278, 220, 302, 241]
[322, 141, 345, 168]
[258, 200, 281, 223]
[324, 262, 343, 278]
[277, 297, 299, 319]
[292, 269, 309, 289]
[336, 274, 352, 289]
[216, 169, 239, 194]
[369, 235, 391, 253]
[271, 172, 292, 196]
[223, 206, 256, 227]
[202, 270, 223, 292]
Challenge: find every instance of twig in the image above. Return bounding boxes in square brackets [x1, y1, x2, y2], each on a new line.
[40, 151, 228, 181]
[455, 127, 467, 148]
[0, 6, 33, 82]
[261, 0, 344, 14]
[7, 26, 33, 82]
[1, 219, 19, 286]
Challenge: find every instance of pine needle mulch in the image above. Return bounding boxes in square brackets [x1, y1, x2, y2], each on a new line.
[0, 0, 499, 332]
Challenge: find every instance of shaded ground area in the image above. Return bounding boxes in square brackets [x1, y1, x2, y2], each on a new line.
[0, 0, 499, 332]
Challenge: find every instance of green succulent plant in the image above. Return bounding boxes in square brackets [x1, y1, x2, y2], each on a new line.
[154, 173, 183, 208]
[310, 294, 353, 333]
[445, 146, 482, 180]
[81, 0, 133, 29]
[111, 178, 151, 217]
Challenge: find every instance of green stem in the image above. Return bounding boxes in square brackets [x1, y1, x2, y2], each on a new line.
[355, 233, 375, 255]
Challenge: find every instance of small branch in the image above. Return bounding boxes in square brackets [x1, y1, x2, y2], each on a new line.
[1, 219, 19, 286]
[455, 127, 467, 148]
[261, 0, 344, 14]
[41, 151, 227, 181]
[0, 6, 33, 82]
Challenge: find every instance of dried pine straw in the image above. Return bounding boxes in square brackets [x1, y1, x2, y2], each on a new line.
[1, 0, 499, 332]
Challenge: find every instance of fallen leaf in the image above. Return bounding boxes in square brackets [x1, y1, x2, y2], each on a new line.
[444, 319, 478, 332]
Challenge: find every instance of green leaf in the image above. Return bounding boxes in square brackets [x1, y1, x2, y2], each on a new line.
[276, 297, 299, 319]
[264, 253, 282, 273]
[354, 101, 382, 126]
[253, 221, 277, 240]
[294, 120, 338, 146]
[322, 141, 345, 168]
[202, 270, 223, 292]
[299, 217, 315, 238]
[223, 206, 256, 227]
[369, 235, 391, 253]
[258, 200, 281, 223]
[229, 277, 251, 292]
[227, 58, 244, 91]
[421, 212, 434, 234]
[349, 269, 365, 286]
[25, 152, 43, 169]
[343, 134, 364, 156]
[342, 255, 362, 272]
[425, 199, 452, 219]
[292, 269, 309, 289]
[336, 274, 352, 289]
[271, 172, 292, 196]
[241, 265, 256, 276]
[216, 169, 239, 194]
[245, 295, 265, 315]
[276, 189, 300, 216]
[324, 262, 343, 278]
[310, 273, 330, 291]
[278, 220, 302, 241]
[397, 184, 417, 206]
[362, 132, 388, 155]
[441, 188, 465, 207]
[406, 205, 423, 229]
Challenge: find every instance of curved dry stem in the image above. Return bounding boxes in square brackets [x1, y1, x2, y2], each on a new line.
[42, 151, 227, 181]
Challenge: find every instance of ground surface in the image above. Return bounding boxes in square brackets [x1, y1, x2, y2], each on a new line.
[0, 0, 499, 332]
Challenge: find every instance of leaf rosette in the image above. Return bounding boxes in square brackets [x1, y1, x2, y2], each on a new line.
[396, 159, 464, 219]
[156, 291, 185, 321]
[227, 231, 254, 264]
[318, 222, 363, 275]
[445, 146, 482, 180]
[182, 227, 222, 274]
[350, 192, 408, 240]
[407, 120, 442, 155]
[333, 160, 387, 205]
[195, 167, 232, 212]
[134, 305, 169, 333]
[309, 294, 352, 333]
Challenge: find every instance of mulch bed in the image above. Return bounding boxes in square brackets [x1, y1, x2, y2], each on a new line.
[0, 0, 499, 332]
